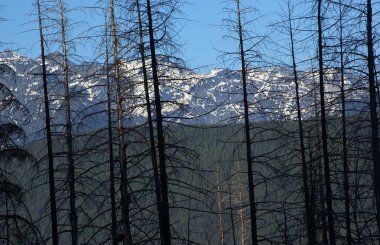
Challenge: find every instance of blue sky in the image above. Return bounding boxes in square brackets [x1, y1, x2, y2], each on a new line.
[0, 0, 282, 71]
[181, 0, 282, 70]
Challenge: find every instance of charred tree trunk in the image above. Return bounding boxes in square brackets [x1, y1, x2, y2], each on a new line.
[366, 0, 380, 235]
[110, 1, 133, 244]
[236, 0, 258, 244]
[311, 73, 328, 244]
[135, 1, 165, 242]
[59, 1, 78, 244]
[287, 3, 316, 243]
[37, 1, 59, 244]
[146, 0, 172, 243]
[338, 2, 352, 243]
[104, 12, 117, 245]
[317, 1, 336, 243]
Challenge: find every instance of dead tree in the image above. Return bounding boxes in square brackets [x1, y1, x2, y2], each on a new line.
[109, 0, 133, 244]
[235, 0, 258, 243]
[365, 0, 380, 235]
[286, 2, 316, 243]
[134, 0, 166, 243]
[317, 0, 336, 243]
[36, 0, 59, 244]
[103, 10, 118, 245]
[58, 0, 78, 244]
[145, 0, 172, 243]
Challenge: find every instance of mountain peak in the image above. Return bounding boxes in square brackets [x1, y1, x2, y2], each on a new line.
[0, 50, 31, 61]
[0, 51, 368, 135]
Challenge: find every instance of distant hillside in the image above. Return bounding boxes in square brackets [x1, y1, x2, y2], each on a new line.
[0, 51, 370, 140]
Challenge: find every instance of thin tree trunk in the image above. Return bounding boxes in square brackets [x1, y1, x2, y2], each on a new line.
[135, 1, 165, 243]
[317, 1, 336, 243]
[287, 3, 316, 243]
[104, 11, 117, 245]
[229, 202, 236, 245]
[338, 2, 352, 243]
[6, 196, 9, 245]
[235, 0, 258, 244]
[307, 140, 316, 241]
[283, 206, 289, 245]
[227, 177, 236, 245]
[109, 1, 133, 244]
[312, 73, 327, 244]
[37, 0, 59, 244]
[187, 199, 191, 244]
[145, 0, 172, 243]
[58, 1, 78, 244]
[353, 156, 361, 244]
[366, 0, 380, 234]
[216, 168, 225, 245]
[237, 161, 246, 245]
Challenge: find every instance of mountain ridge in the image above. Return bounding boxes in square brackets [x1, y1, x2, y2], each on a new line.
[0, 51, 369, 139]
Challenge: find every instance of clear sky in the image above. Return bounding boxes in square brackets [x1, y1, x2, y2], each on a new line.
[180, 0, 282, 71]
[0, 0, 282, 72]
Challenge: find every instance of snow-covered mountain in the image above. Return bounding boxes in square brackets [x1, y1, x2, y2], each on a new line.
[0, 51, 369, 138]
